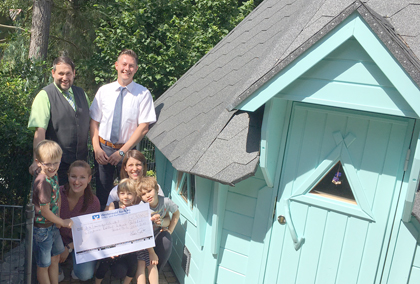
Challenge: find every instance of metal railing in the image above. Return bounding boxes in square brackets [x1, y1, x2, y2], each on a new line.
[0, 203, 33, 284]
[0, 138, 155, 284]
[137, 136, 156, 174]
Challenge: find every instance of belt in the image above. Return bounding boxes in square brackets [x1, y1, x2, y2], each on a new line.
[99, 137, 124, 149]
[34, 222, 53, 228]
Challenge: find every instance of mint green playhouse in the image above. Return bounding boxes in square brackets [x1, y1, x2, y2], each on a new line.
[147, 1, 420, 283]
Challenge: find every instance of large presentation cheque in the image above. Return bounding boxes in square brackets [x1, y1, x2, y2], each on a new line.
[71, 203, 155, 264]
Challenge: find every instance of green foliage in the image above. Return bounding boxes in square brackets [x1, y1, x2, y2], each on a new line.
[0, 58, 49, 205]
[91, 0, 255, 98]
[0, 0, 257, 207]
[146, 170, 156, 177]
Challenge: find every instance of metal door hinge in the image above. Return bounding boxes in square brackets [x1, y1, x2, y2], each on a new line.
[404, 149, 411, 172]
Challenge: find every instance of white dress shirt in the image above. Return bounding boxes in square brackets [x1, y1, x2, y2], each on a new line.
[90, 81, 156, 143]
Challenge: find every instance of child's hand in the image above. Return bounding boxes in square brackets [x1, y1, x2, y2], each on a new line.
[151, 214, 161, 225]
[149, 251, 159, 265]
[62, 219, 73, 228]
[121, 205, 126, 209]
[59, 249, 69, 263]
[161, 227, 172, 234]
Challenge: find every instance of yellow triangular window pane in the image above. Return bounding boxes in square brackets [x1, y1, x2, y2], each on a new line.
[310, 161, 356, 204]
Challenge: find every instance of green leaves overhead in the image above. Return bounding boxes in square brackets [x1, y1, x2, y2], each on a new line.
[92, 0, 254, 98]
[0, 0, 256, 205]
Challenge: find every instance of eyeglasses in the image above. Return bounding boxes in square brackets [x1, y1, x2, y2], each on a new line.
[41, 162, 60, 168]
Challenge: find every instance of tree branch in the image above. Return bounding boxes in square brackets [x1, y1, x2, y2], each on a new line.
[49, 35, 80, 52]
[0, 24, 25, 31]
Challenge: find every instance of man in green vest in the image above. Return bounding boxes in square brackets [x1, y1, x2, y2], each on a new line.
[28, 56, 90, 186]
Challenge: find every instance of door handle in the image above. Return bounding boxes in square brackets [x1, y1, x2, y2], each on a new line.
[284, 198, 305, 250]
[278, 215, 286, 224]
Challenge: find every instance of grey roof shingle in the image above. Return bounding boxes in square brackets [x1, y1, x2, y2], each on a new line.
[147, 0, 420, 187]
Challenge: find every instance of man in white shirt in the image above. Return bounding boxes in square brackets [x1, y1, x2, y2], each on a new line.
[89, 49, 156, 209]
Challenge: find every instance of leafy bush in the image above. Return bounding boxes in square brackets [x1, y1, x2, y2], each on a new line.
[0, 59, 49, 205]
[91, 0, 255, 98]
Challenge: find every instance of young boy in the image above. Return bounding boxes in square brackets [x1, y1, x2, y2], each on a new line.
[95, 178, 138, 284]
[32, 140, 73, 284]
[136, 177, 180, 284]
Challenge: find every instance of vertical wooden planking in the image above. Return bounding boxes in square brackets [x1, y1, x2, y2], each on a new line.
[276, 202, 309, 284]
[335, 217, 369, 283]
[195, 177, 213, 247]
[319, 111, 346, 163]
[264, 103, 413, 284]
[246, 186, 275, 284]
[260, 98, 289, 187]
[314, 212, 347, 284]
[359, 120, 410, 283]
[409, 267, 420, 284]
[412, 240, 420, 268]
[294, 108, 327, 188]
[344, 115, 369, 170]
[386, 221, 418, 284]
[283, 106, 307, 197]
[356, 119, 390, 203]
[295, 206, 328, 284]
[154, 148, 167, 189]
[262, 214, 288, 284]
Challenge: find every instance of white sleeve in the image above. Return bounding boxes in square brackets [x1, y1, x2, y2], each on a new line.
[137, 90, 156, 124]
[89, 88, 102, 122]
[106, 185, 119, 206]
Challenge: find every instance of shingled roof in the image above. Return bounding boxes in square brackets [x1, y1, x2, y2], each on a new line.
[147, 0, 420, 186]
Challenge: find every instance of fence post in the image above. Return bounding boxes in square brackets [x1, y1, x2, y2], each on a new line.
[24, 203, 34, 284]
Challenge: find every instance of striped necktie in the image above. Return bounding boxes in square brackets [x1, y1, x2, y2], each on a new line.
[63, 90, 76, 111]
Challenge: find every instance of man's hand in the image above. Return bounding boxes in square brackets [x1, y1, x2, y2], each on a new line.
[94, 148, 109, 165]
[29, 161, 40, 176]
[108, 151, 123, 166]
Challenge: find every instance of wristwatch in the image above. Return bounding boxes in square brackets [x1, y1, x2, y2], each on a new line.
[119, 150, 125, 157]
[66, 244, 73, 253]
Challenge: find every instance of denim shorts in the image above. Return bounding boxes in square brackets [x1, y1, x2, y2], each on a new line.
[33, 224, 65, 267]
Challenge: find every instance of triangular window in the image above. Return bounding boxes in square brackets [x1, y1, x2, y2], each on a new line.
[310, 161, 356, 204]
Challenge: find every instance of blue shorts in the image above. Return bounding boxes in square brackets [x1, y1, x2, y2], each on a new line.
[33, 225, 65, 267]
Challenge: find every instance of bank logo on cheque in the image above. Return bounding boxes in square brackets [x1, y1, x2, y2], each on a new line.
[92, 214, 100, 221]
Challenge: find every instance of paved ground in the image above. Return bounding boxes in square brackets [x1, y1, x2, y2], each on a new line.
[59, 255, 180, 284]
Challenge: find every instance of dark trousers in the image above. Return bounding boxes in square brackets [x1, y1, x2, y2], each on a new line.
[57, 161, 70, 186]
[95, 144, 122, 210]
[155, 230, 172, 272]
[95, 253, 137, 279]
